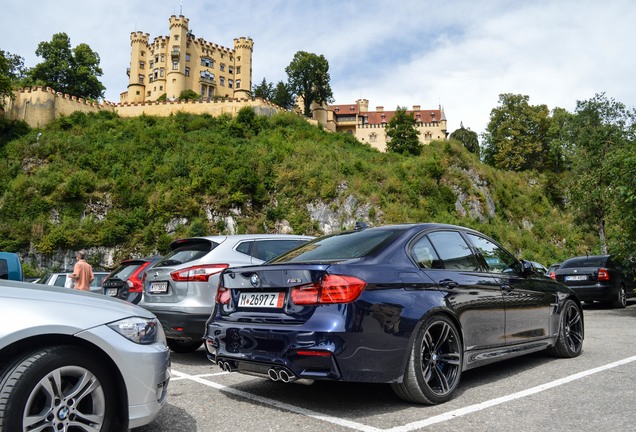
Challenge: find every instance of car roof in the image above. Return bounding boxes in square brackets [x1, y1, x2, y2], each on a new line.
[169, 234, 314, 250]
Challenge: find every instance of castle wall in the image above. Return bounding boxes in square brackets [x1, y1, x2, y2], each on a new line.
[2, 87, 281, 128]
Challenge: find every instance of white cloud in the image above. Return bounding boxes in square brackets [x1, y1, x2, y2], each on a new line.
[3, 0, 635, 135]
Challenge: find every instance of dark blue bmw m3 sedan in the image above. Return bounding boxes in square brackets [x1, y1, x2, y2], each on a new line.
[204, 223, 584, 404]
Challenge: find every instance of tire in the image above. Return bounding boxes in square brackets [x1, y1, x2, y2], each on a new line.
[611, 285, 627, 309]
[0, 345, 116, 432]
[167, 338, 203, 353]
[547, 299, 584, 358]
[391, 315, 462, 404]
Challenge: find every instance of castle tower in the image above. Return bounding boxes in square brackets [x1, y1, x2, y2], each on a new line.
[233, 37, 254, 99]
[127, 32, 150, 103]
[165, 15, 190, 100]
[356, 99, 369, 113]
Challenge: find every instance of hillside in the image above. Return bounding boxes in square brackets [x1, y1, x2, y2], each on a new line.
[0, 109, 597, 275]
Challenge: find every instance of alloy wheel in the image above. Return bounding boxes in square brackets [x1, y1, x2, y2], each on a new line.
[420, 320, 462, 396]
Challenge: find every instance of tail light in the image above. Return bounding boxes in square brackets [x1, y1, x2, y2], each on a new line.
[216, 285, 230, 305]
[597, 268, 610, 281]
[127, 261, 153, 293]
[291, 274, 366, 305]
[171, 264, 229, 282]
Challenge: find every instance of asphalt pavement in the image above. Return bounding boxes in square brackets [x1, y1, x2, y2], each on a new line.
[133, 299, 636, 432]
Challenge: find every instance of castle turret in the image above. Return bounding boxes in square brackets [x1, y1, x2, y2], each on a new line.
[165, 15, 190, 100]
[233, 37, 254, 99]
[356, 99, 369, 113]
[127, 32, 150, 103]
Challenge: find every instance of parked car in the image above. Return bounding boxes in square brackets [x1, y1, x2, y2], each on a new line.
[553, 255, 635, 308]
[38, 271, 109, 293]
[0, 252, 22, 281]
[140, 234, 313, 353]
[547, 262, 561, 279]
[205, 223, 584, 405]
[0, 279, 170, 430]
[103, 256, 162, 304]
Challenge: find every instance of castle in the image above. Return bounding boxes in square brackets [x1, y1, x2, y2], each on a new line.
[318, 99, 447, 152]
[2, 14, 448, 153]
[122, 15, 253, 103]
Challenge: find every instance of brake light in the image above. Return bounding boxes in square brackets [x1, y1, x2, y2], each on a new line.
[216, 285, 230, 305]
[127, 261, 152, 292]
[171, 264, 229, 282]
[291, 274, 366, 305]
[598, 268, 610, 281]
[295, 350, 332, 357]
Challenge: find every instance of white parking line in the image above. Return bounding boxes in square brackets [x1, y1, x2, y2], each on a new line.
[172, 354, 636, 431]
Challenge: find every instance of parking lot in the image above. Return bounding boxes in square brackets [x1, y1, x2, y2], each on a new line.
[135, 300, 636, 432]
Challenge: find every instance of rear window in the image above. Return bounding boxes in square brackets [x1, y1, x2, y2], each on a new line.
[560, 257, 608, 269]
[0, 259, 8, 279]
[271, 228, 401, 263]
[109, 262, 143, 281]
[156, 240, 216, 267]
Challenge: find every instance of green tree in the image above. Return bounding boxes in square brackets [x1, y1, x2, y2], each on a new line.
[449, 123, 480, 156]
[482, 93, 551, 171]
[25, 33, 105, 100]
[252, 77, 273, 99]
[566, 93, 636, 256]
[285, 51, 333, 117]
[271, 81, 295, 110]
[0, 51, 12, 108]
[385, 107, 421, 155]
[179, 89, 200, 101]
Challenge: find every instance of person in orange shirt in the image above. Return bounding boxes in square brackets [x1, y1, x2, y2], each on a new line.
[70, 250, 94, 291]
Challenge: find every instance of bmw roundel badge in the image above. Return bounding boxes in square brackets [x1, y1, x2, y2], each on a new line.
[250, 274, 260, 287]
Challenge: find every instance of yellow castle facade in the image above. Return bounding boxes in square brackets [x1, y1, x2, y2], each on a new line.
[121, 15, 253, 103]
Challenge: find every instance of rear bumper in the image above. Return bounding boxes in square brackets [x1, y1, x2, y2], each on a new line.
[566, 283, 616, 302]
[143, 308, 210, 340]
[204, 316, 410, 383]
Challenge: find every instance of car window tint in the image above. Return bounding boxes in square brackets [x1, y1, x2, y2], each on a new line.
[54, 275, 66, 287]
[272, 228, 402, 262]
[466, 234, 518, 273]
[428, 231, 480, 271]
[156, 241, 216, 267]
[253, 239, 308, 261]
[235, 241, 253, 256]
[0, 260, 7, 279]
[411, 236, 441, 269]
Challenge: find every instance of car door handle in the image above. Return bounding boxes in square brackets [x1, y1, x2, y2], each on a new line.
[439, 279, 458, 289]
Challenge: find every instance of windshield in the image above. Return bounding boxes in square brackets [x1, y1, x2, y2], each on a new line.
[270, 228, 402, 263]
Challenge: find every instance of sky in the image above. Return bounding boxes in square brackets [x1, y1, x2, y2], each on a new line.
[3, 0, 635, 136]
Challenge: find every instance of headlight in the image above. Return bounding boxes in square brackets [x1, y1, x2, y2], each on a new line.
[108, 317, 163, 345]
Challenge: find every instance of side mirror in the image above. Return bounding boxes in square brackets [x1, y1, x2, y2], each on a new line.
[520, 260, 536, 276]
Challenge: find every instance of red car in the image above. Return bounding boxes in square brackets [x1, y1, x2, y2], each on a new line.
[102, 257, 161, 304]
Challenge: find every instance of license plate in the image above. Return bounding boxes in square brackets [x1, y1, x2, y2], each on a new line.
[238, 292, 284, 308]
[565, 275, 588, 281]
[106, 288, 118, 297]
[149, 282, 168, 293]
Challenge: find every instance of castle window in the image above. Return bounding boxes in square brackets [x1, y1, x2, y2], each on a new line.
[370, 133, 377, 143]
[150, 60, 154, 68]
[186, 53, 191, 62]
[228, 79, 233, 88]
[141, 51, 145, 57]
[155, 56, 159, 63]
[220, 77, 225, 86]
[228, 66, 234, 74]
[236, 79, 241, 88]
[160, 67, 165, 77]
[147, 91, 151, 97]
[149, 75, 153, 83]
[201, 57, 214, 68]
[160, 86, 163, 90]
[236, 66, 241, 74]
[172, 61, 178, 70]
[139, 61, 145, 69]
[220, 63, 225, 72]
[161, 54, 165, 62]
[136, 91, 140, 95]
[230, 56, 234, 61]
[185, 67, 190, 77]
[174, 35, 179, 41]
[237, 56, 241, 61]
[154, 68, 158, 79]
[138, 74, 144, 84]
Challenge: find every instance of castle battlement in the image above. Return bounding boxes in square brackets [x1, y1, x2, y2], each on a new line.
[169, 15, 189, 29]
